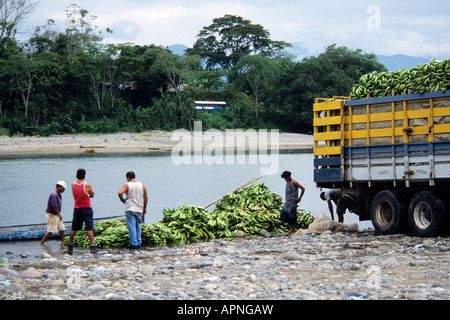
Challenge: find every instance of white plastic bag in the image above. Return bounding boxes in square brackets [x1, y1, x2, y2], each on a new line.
[306, 213, 359, 233]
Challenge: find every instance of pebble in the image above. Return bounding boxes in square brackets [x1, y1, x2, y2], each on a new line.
[0, 231, 448, 300]
[19, 268, 42, 279]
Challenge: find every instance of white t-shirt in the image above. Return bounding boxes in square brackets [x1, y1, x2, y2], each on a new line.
[125, 181, 144, 213]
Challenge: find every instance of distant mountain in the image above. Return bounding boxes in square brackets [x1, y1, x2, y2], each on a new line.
[168, 44, 188, 56]
[376, 54, 431, 72]
[285, 42, 311, 60]
[167, 43, 431, 73]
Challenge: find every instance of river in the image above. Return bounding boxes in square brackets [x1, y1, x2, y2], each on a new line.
[0, 151, 373, 229]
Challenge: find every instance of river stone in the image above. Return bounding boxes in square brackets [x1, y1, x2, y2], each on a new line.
[20, 268, 42, 278]
[280, 251, 303, 261]
[0, 268, 19, 278]
[87, 283, 106, 292]
[260, 229, 271, 238]
[140, 265, 155, 277]
[234, 231, 246, 238]
[111, 255, 124, 263]
[6, 283, 26, 293]
[379, 290, 397, 299]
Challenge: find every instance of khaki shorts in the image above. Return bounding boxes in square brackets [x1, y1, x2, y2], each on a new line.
[46, 213, 66, 233]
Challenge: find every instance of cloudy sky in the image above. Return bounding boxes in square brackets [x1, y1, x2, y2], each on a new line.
[18, 0, 450, 60]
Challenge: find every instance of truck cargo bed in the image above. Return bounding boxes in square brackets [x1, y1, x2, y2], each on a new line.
[314, 91, 450, 188]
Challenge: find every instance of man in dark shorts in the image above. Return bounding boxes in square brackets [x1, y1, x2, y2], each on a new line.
[67, 169, 97, 255]
[280, 171, 306, 235]
[320, 189, 348, 223]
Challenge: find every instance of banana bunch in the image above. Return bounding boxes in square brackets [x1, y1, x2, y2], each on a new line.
[94, 219, 124, 235]
[160, 205, 214, 244]
[63, 184, 315, 249]
[297, 209, 314, 229]
[141, 221, 176, 246]
[63, 220, 128, 249]
[216, 183, 283, 213]
[351, 58, 450, 99]
[209, 183, 313, 236]
[95, 224, 129, 248]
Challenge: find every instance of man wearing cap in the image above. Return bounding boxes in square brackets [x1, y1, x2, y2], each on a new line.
[40, 181, 67, 245]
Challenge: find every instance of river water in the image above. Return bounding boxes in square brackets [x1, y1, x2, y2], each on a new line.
[0, 151, 373, 229]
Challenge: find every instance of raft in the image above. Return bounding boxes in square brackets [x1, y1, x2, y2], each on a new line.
[0, 216, 125, 241]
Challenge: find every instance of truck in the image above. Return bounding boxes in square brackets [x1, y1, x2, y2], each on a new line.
[313, 90, 450, 237]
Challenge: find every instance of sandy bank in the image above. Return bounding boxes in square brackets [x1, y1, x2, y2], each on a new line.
[0, 131, 314, 157]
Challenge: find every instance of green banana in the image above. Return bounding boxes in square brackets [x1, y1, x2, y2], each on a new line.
[351, 58, 450, 99]
[66, 183, 314, 249]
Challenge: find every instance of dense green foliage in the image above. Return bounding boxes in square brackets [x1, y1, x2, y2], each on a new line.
[0, 4, 388, 136]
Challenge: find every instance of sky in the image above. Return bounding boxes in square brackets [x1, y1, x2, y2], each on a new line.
[17, 0, 450, 60]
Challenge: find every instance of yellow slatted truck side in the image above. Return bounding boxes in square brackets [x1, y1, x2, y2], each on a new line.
[313, 91, 450, 237]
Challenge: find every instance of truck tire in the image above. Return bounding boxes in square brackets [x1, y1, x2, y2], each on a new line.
[408, 191, 448, 237]
[370, 190, 407, 235]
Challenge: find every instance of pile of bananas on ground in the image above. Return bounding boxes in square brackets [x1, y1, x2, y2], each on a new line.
[63, 183, 314, 249]
[208, 183, 312, 237]
[62, 219, 129, 248]
[158, 205, 215, 244]
[350, 58, 450, 99]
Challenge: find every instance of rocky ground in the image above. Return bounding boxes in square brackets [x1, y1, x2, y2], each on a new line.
[1, 229, 448, 301]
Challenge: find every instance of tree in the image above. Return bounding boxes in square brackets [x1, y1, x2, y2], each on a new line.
[65, 4, 102, 53]
[277, 44, 388, 132]
[187, 14, 291, 70]
[0, 0, 37, 42]
[116, 44, 169, 108]
[151, 49, 202, 120]
[0, 50, 59, 119]
[233, 55, 281, 118]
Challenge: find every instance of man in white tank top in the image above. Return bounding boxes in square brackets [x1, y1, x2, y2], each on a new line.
[118, 171, 148, 249]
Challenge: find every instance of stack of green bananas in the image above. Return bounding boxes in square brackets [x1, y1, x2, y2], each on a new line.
[95, 224, 129, 247]
[63, 184, 315, 249]
[350, 58, 450, 99]
[141, 221, 176, 246]
[62, 220, 128, 249]
[62, 228, 91, 248]
[209, 183, 314, 236]
[159, 205, 215, 244]
[297, 209, 314, 229]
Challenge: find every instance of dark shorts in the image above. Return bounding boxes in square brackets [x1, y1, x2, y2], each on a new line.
[335, 198, 348, 215]
[72, 207, 94, 231]
[280, 203, 298, 226]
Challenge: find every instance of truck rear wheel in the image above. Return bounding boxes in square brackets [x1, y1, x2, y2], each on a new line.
[370, 190, 407, 235]
[408, 191, 448, 237]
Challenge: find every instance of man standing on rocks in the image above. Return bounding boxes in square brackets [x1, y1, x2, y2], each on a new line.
[118, 171, 148, 249]
[280, 171, 305, 235]
[67, 169, 97, 255]
[40, 181, 67, 245]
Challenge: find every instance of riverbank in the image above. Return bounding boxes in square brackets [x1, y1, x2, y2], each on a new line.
[1, 229, 449, 301]
[0, 131, 314, 156]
